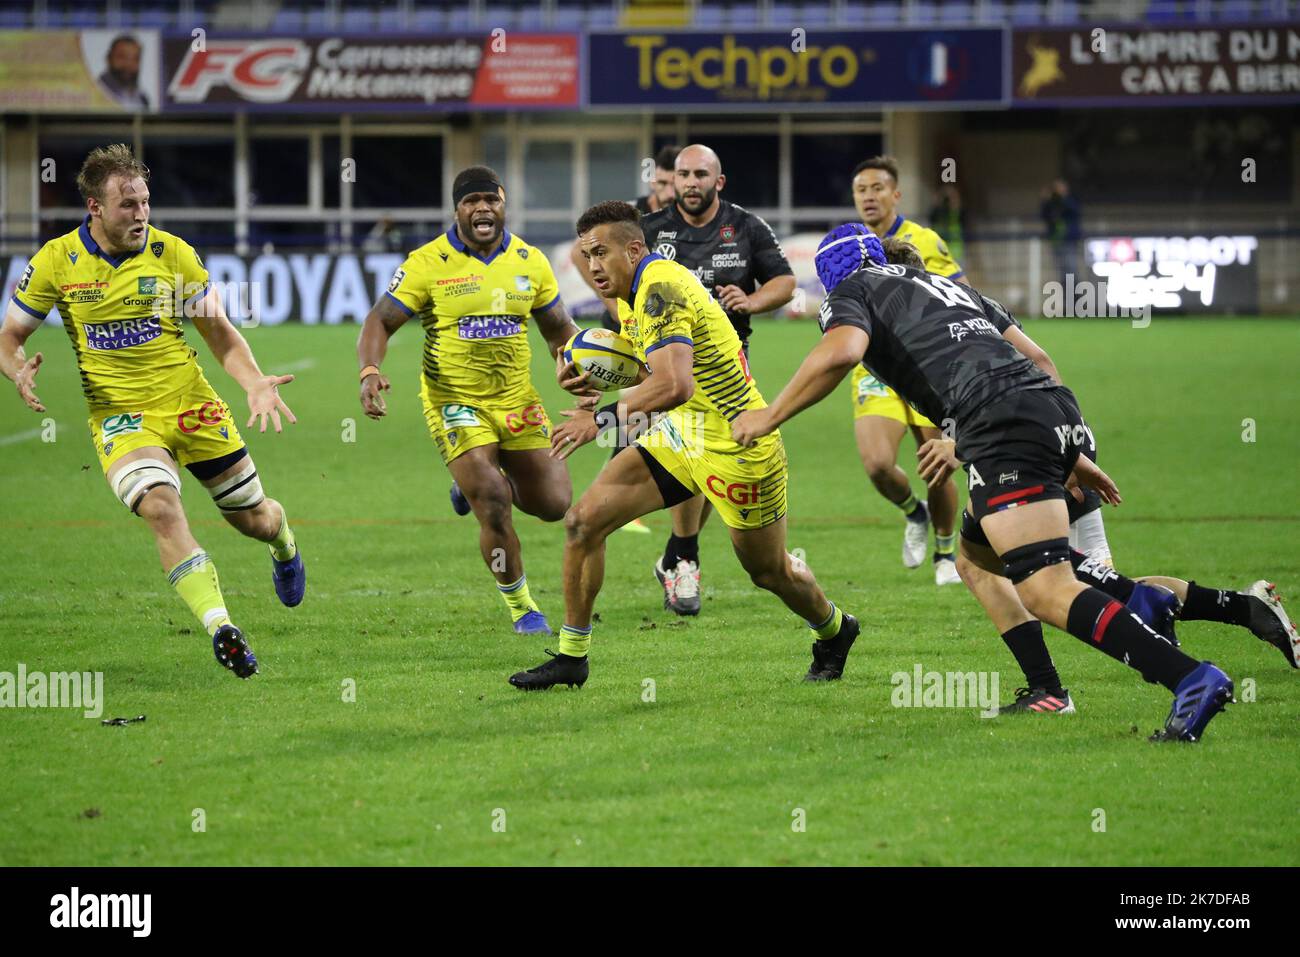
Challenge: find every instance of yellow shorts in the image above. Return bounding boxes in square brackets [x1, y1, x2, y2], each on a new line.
[850, 365, 936, 428]
[636, 416, 787, 530]
[88, 377, 245, 475]
[421, 386, 552, 465]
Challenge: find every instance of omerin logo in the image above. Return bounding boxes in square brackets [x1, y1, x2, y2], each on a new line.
[169, 40, 310, 104]
[50, 887, 151, 937]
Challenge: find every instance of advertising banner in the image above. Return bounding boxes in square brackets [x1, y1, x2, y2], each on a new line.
[1012, 23, 1300, 105]
[587, 28, 1006, 107]
[163, 33, 580, 111]
[0, 30, 161, 113]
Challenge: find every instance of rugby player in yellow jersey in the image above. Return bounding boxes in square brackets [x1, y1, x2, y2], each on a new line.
[0, 144, 303, 679]
[851, 155, 963, 586]
[507, 201, 858, 690]
[357, 167, 580, 635]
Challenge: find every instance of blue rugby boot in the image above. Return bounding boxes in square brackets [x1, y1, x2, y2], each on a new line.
[1150, 662, 1233, 743]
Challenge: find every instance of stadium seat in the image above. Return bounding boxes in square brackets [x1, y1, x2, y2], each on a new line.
[975, 0, 1008, 22]
[694, 5, 726, 26]
[728, 1, 760, 27]
[1144, 0, 1196, 20]
[797, 3, 835, 26]
[1046, 0, 1079, 21]
[586, 6, 617, 26]
[304, 9, 333, 31]
[375, 9, 405, 31]
[769, 2, 798, 25]
[863, 1, 905, 23]
[340, 9, 374, 31]
[269, 9, 304, 31]
[939, 0, 977, 23]
[133, 7, 172, 28]
[1212, 0, 1257, 19]
[409, 9, 446, 31]
[1009, 0, 1044, 23]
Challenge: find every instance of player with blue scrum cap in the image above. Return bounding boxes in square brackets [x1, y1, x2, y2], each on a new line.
[733, 224, 1235, 742]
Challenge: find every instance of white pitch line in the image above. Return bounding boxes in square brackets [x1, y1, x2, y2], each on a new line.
[0, 427, 43, 447]
[279, 358, 317, 373]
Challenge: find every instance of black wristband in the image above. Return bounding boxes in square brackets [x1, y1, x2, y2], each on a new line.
[595, 402, 621, 435]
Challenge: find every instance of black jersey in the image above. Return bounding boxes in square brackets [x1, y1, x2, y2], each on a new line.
[640, 199, 792, 343]
[819, 262, 1051, 426]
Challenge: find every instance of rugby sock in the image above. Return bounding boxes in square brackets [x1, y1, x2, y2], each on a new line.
[497, 574, 540, 623]
[557, 623, 592, 658]
[897, 491, 926, 523]
[934, 532, 956, 562]
[1064, 587, 1197, 691]
[808, 602, 844, 640]
[1000, 621, 1063, 694]
[1181, 582, 1252, 626]
[268, 508, 297, 562]
[663, 533, 699, 569]
[167, 549, 231, 637]
[1070, 548, 1135, 602]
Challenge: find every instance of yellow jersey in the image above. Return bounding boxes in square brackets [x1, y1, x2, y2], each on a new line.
[385, 228, 561, 409]
[618, 254, 772, 455]
[880, 214, 964, 279]
[11, 218, 211, 410]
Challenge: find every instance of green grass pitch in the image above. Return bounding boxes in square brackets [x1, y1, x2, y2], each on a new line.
[1, 316, 1297, 866]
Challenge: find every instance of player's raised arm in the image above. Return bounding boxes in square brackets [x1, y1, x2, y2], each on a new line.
[0, 303, 47, 413]
[190, 286, 297, 434]
[356, 287, 413, 420]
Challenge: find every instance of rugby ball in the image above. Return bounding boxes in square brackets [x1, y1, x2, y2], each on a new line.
[562, 328, 641, 392]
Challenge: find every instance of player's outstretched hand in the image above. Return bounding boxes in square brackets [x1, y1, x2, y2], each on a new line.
[246, 373, 297, 434]
[550, 408, 598, 460]
[556, 352, 598, 396]
[1072, 455, 1121, 506]
[731, 408, 773, 448]
[15, 351, 45, 412]
[714, 285, 752, 315]
[916, 437, 959, 489]
[360, 371, 390, 420]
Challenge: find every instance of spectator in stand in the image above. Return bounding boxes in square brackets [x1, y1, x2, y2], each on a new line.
[1040, 178, 1081, 286]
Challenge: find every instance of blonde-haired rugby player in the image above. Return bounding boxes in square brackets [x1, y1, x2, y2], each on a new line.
[0, 144, 303, 679]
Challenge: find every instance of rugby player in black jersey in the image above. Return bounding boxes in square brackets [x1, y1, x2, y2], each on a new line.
[732, 224, 1237, 742]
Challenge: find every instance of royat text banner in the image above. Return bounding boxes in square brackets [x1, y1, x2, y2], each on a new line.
[586, 28, 1006, 107]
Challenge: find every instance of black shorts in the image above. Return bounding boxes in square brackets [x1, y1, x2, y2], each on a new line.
[958, 385, 1094, 547]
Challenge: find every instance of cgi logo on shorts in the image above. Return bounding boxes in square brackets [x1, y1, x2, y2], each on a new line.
[505, 404, 546, 434]
[706, 475, 760, 505]
[178, 401, 225, 434]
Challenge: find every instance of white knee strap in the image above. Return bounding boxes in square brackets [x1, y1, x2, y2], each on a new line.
[113, 458, 181, 514]
[209, 459, 264, 512]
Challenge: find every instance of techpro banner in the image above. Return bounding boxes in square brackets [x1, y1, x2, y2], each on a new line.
[586, 27, 1006, 108]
